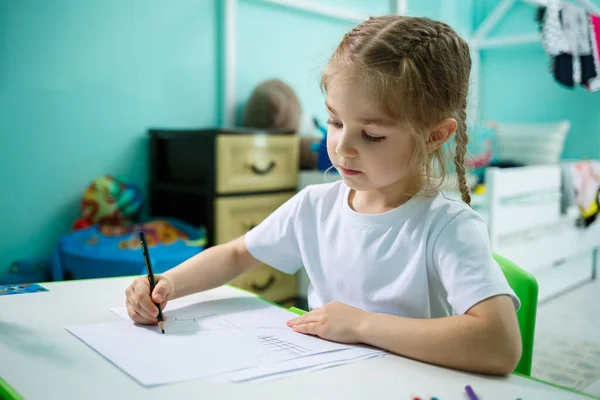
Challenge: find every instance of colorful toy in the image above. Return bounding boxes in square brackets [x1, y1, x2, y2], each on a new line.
[0, 283, 48, 296]
[465, 139, 492, 170]
[73, 175, 144, 230]
[310, 118, 334, 171]
[570, 161, 600, 226]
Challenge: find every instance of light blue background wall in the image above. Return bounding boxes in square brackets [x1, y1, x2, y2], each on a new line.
[0, 0, 219, 274]
[234, 0, 379, 125]
[1, 0, 599, 276]
[0, 0, 391, 275]
[474, 0, 600, 159]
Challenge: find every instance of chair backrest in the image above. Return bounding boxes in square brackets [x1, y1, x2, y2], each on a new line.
[493, 253, 539, 376]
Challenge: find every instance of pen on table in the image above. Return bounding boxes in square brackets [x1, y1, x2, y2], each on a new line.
[465, 385, 479, 400]
[139, 231, 165, 334]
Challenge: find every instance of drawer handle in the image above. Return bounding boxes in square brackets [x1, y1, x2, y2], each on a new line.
[248, 161, 276, 175]
[250, 274, 276, 292]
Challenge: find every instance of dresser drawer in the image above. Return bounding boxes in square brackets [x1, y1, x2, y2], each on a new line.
[214, 192, 294, 244]
[229, 264, 297, 304]
[216, 134, 299, 194]
[215, 192, 297, 303]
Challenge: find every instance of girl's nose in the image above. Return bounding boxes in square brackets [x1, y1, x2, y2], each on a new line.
[335, 131, 358, 158]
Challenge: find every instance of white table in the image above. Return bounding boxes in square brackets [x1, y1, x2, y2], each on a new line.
[0, 277, 595, 400]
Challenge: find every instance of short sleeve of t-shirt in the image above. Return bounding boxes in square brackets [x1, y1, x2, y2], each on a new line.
[431, 209, 521, 315]
[244, 190, 305, 275]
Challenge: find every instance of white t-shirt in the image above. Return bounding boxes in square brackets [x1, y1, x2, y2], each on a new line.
[245, 181, 520, 318]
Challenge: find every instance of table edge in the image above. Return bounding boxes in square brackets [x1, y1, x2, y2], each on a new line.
[2, 279, 598, 399]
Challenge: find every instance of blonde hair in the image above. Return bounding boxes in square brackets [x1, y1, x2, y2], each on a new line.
[321, 16, 472, 205]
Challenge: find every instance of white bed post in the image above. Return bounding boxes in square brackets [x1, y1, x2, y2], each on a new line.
[223, 0, 237, 128]
[485, 168, 500, 250]
[469, 47, 481, 125]
[389, 0, 408, 15]
[472, 0, 517, 44]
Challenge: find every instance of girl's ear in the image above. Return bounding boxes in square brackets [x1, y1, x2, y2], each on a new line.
[426, 118, 457, 152]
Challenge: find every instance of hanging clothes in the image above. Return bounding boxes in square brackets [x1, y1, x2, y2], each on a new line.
[587, 13, 600, 92]
[541, 1, 570, 56]
[562, 3, 595, 84]
[540, 1, 575, 88]
[538, 1, 600, 92]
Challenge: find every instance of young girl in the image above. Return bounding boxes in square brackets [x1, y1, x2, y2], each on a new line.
[125, 16, 522, 376]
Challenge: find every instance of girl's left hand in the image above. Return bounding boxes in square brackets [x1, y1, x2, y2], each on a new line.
[286, 301, 368, 344]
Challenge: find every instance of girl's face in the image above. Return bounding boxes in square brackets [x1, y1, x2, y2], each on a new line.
[325, 76, 416, 193]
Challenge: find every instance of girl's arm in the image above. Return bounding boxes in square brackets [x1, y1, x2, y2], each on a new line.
[125, 235, 261, 325]
[288, 294, 522, 376]
[358, 294, 522, 375]
[163, 235, 260, 299]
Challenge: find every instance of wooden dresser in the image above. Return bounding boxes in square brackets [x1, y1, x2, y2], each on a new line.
[148, 128, 300, 307]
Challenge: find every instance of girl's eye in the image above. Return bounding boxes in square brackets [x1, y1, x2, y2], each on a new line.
[362, 131, 386, 143]
[327, 119, 343, 129]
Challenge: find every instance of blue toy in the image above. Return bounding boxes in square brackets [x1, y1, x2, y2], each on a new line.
[310, 118, 335, 172]
[51, 218, 206, 281]
[0, 259, 51, 285]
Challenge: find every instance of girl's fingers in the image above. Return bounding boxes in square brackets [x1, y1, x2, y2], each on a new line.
[287, 310, 320, 326]
[137, 292, 159, 319]
[129, 281, 159, 318]
[129, 299, 156, 323]
[127, 300, 152, 324]
[291, 322, 319, 336]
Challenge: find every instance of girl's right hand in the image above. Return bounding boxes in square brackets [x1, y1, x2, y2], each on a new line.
[125, 274, 175, 325]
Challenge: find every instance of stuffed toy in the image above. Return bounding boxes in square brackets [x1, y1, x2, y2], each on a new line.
[242, 79, 322, 169]
[72, 175, 144, 230]
[243, 79, 302, 131]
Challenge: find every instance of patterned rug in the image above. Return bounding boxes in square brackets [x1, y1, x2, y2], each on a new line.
[532, 331, 600, 393]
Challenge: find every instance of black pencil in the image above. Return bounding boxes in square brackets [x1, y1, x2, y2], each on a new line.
[139, 231, 165, 334]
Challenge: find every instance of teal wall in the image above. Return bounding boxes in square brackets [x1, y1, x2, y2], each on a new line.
[0, 0, 219, 274]
[0, 0, 390, 275]
[234, 0, 474, 127]
[237, 0, 357, 125]
[409, 0, 474, 37]
[1, 0, 598, 277]
[474, 0, 600, 159]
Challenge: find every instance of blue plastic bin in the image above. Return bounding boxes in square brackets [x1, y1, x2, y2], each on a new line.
[51, 218, 205, 281]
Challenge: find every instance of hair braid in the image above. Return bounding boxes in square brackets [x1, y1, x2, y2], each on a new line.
[453, 106, 471, 205]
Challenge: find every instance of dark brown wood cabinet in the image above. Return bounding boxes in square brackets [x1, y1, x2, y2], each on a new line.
[148, 128, 300, 306]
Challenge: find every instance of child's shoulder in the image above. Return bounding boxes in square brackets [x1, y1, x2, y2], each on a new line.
[297, 180, 345, 204]
[418, 192, 489, 251]
[424, 191, 485, 231]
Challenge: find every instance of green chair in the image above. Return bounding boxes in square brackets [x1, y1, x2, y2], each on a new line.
[493, 253, 539, 377]
[289, 253, 538, 377]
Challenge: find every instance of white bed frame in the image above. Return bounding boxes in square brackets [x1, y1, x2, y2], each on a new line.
[479, 164, 598, 303]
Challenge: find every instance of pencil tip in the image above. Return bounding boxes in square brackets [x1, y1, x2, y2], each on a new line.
[162, 329, 165, 334]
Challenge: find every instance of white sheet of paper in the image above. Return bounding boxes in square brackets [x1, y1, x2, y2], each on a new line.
[68, 296, 360, 386]
[237, 355, 385, 384]
[225, 346, 386, 383]
[111, 300, 301, 331]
